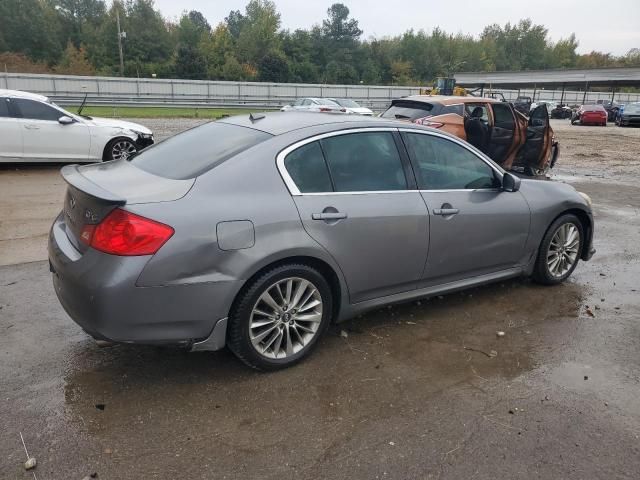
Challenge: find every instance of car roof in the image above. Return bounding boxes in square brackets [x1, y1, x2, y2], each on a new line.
[219, 111, 431, 136]
[0, 89, 50, 102]
[395, 95, 503, 105]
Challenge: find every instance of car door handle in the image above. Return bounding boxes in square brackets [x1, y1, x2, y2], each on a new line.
[433, 208, 459, 216]
[312, 212, 347, 221]
[24, 124, 40, 130]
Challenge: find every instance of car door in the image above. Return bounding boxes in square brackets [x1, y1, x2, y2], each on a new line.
[0, 97, 23, 162]
[11, 98, 90, 163]
[279, 129, 429, 303]
[516, 104, 552, 170]
[400, 130, 531, 287]
[488, 102, 520, 166]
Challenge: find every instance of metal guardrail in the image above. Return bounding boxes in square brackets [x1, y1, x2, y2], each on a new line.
[2, 72, 639, 109]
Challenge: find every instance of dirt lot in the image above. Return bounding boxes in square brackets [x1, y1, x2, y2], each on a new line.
[1, 119, 639, 479]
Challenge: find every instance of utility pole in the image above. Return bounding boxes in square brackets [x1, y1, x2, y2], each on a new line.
[116, 9, 126, 76]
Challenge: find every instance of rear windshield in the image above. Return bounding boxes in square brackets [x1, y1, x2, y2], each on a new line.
[583, 105, 606, 111]
[381, 100, 441, 121]
[333, 98, 360, 108]
[130, 122, 272, 180]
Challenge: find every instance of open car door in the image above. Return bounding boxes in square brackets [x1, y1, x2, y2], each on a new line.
[514, 104, 552, 175]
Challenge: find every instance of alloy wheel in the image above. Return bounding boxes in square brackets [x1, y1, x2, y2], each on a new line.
[249, 277, 323, 359]
[546, 223, 580, 278]
[111, 140, 137, 160]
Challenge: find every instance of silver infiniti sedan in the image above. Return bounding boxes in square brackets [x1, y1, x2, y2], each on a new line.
[49, 112, 595, 370]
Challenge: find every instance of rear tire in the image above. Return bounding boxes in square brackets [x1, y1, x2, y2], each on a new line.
[227, 264, 333, 371]
[532, 214, 583, 285]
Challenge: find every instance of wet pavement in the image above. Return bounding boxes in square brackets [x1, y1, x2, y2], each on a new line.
[1, 122, 640, 479]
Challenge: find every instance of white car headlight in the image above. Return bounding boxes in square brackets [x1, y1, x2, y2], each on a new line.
[578, 191, 592, 208]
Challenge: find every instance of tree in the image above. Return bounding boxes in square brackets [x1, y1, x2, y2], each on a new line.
[322, 3, 362, 44]
[258, 50, 289, 82]
[54, 41, 95, 75]
[0, 0, 63, 63]
[236, 0, 281, 65]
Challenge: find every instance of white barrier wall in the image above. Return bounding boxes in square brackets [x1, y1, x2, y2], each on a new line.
[2, 73, 638, 109]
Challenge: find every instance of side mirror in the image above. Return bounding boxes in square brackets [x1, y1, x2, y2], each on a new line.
[502, 172, 521, 192]
[58, 115, 74, 125]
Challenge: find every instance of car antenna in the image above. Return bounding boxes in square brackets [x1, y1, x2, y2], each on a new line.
[77, 86, 88, 116]
[249, 112, 265, 122]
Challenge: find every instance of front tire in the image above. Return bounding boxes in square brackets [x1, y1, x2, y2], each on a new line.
[532, 214, 583, 285]
[227, 264, 333, 371]
[105, 137, 138, 161]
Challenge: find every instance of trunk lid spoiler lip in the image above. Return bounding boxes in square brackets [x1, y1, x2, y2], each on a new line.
[61, 164, 127, 205]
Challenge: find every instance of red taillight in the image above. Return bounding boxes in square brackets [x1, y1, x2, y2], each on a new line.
[319, 107, 331, 112]
[86, 208, 174, 256]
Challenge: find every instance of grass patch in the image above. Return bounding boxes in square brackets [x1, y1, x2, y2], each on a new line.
[61, 105, 275, 119]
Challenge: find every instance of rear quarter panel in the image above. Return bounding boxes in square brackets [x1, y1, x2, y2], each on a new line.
[133, 131, 349, 323]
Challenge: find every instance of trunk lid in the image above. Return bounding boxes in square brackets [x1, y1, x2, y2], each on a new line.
[60, 161, 194, 252]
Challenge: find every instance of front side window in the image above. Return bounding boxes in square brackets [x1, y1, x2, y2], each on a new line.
[12, 98, 62, 121]
[0, 98, 9, 118]
[403, 133, 499, 190]
[284, 141, 333, 193]
[320, 132, 407, 192]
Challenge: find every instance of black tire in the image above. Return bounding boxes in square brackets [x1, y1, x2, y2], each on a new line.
[532, 214, 583, 285]
[104, 137, 138, 161]
[227, 263, 333, 371]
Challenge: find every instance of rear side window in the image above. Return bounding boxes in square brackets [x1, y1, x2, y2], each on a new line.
[492, 103, 515, 127]
[131, 122, 272, 180]
[12, 98, 62, 121]
[381, 101, 440, 121]
[442, 104, 463, 116]
[0, 98, 9, 117]
[320, 132, 407, 192]
[284, 142, 333, 193]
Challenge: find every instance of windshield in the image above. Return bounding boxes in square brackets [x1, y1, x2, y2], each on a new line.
[624, 104, 640, 114]
[381, 100, 439, 120]
[318, 99, 340, 106]
[332, 98, 360, 108]
[130, 121, 272, 180]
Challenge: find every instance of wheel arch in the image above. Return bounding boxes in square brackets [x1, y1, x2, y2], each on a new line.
[102, 135, 137, 161]
[547, 208, 592, 260]
[229, 255, 344, 323]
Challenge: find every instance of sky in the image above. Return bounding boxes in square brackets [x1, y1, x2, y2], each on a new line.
[151, 0, 640, 56]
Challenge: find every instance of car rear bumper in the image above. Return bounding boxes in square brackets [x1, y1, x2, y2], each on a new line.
[48, 213, 229, 349]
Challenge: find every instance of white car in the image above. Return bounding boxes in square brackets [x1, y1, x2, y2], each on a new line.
[280, 98, 346, 113]
[0, 89, 153, 163]
[530, 100, 557, 114]
[326, 98, 374, 116]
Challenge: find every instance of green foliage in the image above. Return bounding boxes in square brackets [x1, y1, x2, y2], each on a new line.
[1, 1, 637, 84]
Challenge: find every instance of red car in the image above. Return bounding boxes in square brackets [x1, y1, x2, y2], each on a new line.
[571, 104, 608, 126]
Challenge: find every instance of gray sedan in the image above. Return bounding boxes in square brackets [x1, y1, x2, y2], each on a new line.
[49, 112, 595, 370]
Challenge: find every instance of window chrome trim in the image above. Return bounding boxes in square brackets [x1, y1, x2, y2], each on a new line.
[276, 127, 400, 196]
[276, 126, 505, 196]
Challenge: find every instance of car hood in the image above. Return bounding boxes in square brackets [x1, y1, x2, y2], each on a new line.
[81, 116, 152, 135]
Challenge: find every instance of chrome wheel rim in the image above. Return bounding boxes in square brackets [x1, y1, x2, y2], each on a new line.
[547, 223, 580, 278]
[111, 140, 137, 160]
[249, 277, 323, 359]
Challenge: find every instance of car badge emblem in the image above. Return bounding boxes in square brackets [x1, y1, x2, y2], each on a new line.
[69, 196, 76, 209]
